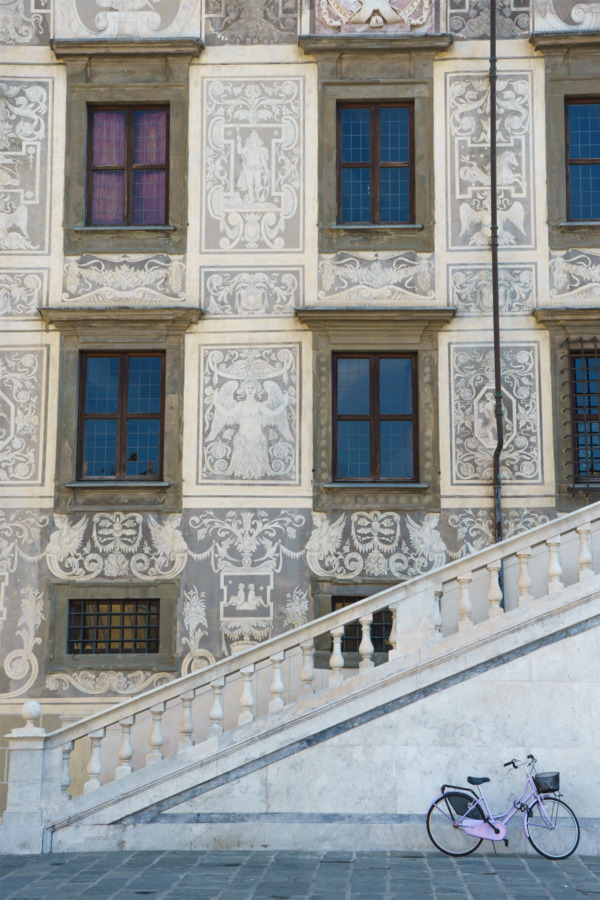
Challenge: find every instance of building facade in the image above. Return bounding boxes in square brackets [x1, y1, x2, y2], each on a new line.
[0, 0, 599, 813]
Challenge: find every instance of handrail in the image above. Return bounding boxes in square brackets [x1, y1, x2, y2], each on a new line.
[43, 499, 600, 750]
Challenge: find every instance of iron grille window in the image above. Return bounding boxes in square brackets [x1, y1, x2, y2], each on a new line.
[333, 353, 418, 481]
[77, 351, 165, 480]
[569, 340, 600, 485]
[87, 106, 169, 226]
[331, 597, 393, 654]
[67, 599, 160, 654]
[566, 99, 600, 221]
[337, 103, 414, 225]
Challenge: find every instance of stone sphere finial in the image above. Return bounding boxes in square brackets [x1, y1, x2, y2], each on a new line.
[22, 699, 41, 727]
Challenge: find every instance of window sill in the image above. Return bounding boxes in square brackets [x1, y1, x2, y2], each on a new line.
[66, 481, 171, 489]
[556, 221, 600, 231]
[323, 482, 429, 490]
[325, 224, 425, 233]
[73, 225, 177, 233]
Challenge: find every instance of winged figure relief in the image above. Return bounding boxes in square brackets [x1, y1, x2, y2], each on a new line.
[405, 513, 448, 569]
[459, 200, 526, 246]
[46, 514, 88, 562]
[147, 514, 188, 559]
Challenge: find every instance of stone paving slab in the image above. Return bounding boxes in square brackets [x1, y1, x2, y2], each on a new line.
[1, 851, 600, 899]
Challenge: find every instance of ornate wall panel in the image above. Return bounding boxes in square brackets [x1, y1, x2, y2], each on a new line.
[0, 268, 47, 316]
[448, 0, 530, 39]
[446, 71, 535, 251]
[315, 0, 435, 33]
[199, 344, 300, 485]
[0, 79, 51, 255]
[0, 346, 48, 486]
[550, 249, 600, 303]
[533, 0, 600, 30]
[201, 266, 301, 316]
[317, 252, 435, 305]
[54, 0, 200, 39]
[202, 76, 304, 253]
[0, 0, 51, 44]
[449, 342, 543, 485]
[62, 254, 186, 306]
[448, 262, 536, 315]
[204, 0, 299, 44]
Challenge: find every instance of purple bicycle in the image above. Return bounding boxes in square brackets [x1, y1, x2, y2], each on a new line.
[426, 754, 580, 859]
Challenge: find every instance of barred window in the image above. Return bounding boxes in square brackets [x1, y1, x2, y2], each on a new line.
[67, 598, 160, 655]
[331, 596, 392, 655]
[569, 340, 600, 486]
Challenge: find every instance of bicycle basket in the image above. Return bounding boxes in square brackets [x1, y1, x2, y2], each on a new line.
[445, 793, 484, 820]
[534, 772, 560, 793]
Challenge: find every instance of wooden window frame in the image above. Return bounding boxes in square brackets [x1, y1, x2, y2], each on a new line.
[569, 342, 600, 486]
[332, 352, 418, 483]
[77, 350, 166, 482]
[67, 597, 160, 655]
[86, 105, 170, 227]
[565, 97, 600, 222]
[336, 102, 415, 226]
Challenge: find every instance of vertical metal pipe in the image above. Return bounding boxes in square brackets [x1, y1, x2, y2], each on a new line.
[490, 0, 504, 545]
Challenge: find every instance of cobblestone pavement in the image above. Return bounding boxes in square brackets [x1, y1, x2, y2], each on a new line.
[1, 851, 600, 899]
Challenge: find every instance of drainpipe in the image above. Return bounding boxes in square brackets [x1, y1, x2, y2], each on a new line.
[490, 0, 504, 546]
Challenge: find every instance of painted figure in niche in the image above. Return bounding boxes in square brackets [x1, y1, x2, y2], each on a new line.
[236, 130, 270, 204]
[208, 378, 291, 479]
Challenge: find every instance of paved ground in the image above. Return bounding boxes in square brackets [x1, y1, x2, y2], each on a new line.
[1, 851, 600, 900]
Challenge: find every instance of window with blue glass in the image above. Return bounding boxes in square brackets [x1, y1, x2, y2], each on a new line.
[337, 103, 413, 225]
[78, 352, 164, 480]
[570, 346, 600, 485]
[567, 99, 600, 221]
[333, 354, 417, 481]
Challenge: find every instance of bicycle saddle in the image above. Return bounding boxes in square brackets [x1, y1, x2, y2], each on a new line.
[467, 776, 490, 786]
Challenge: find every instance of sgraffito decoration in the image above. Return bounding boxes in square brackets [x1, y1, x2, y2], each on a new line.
[448, 263, 535, 314]
[448, 507, 552, 552]
[202, 267, 301, 316]
[316, 0, 433, 33]
[446, 72, 534, 251]
[62, 254, 186, 306]
[3, 586, 44, 697]
[0, 348, 48, 486]
[55, 0, 199, 39]
[200, 345, 299, 484]
[449, 0, 530, 39]
[0, 0, 51, 44]
[205, 0, 298, 44]
[46, 671, 174, 694]
[533, 0, 600, 30]
[181, 585, 215, 674]
[550, 249, 600, 303]
[0, 80, 50, 254]
[450, 342, 542, 484]
[283, 584, 309, 629]
[0, 270, 47, 317]
[203, 77, 303, 252]
[318, 252, 435, 305]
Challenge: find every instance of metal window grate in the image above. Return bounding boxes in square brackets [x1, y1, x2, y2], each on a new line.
[568, 338, 600, 487]
[67, 599, 160, 654]
[331, 596, 392, 654]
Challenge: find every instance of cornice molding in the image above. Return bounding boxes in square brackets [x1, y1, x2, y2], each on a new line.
[40, 306, 200, 336]
[51, 38, 203, 59]
[299, 34, 452, 56]
[530, 31, 600, 51]
[297, 307, 455, 326]
[534, 308, 600, 329]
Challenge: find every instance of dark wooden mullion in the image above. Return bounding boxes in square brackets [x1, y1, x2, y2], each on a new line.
[371, 106, 380, 226]
[116, 352, 127, 479]
[371, 354, 379, 479]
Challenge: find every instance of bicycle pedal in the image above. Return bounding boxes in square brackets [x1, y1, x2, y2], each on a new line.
[504, 839, 509, 847]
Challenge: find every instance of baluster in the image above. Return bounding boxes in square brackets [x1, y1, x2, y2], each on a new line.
[546, 537, 564, 594]
[433, 589, 443, 640]
[208, 678, 225, 737]
[516, 549, 533, 605]
[61, 741, 74, 799]
[115, 716, 134, 779]
[457, 573, 473, 630]
[358, 615, 374, 672]
[238, 665, 255, 726]
[178, 692, 195, 752]
[388, 602, 400, 657]
[84, 728, 105, 793]
[146, 702, 165, 765]
[269, 652, 285, 713]
[577, 523, 594, 582]
[487, 560, 503, 618]
[299, 639, 315, 695]
[329, 626, 345, 687]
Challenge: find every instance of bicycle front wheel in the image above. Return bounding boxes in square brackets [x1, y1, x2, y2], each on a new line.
[527, 796, 580, 859]
[426, 792, 483, 857]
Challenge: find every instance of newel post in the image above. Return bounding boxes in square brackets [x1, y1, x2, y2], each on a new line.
[0, 701, 50, 854]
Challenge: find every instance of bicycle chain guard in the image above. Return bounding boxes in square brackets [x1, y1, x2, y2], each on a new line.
[461, 820, 507, 842]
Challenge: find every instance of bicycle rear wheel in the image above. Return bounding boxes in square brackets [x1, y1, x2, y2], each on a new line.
[426, 792, 484, 857]
[527, 796, 580, 859]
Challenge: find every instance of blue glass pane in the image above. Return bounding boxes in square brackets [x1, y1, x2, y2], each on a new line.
[569, 164, 600, 220]
[126, 419, 160, 477]
[341, 168, 371, 223]
[380, 107, 410, 163]
[380, 168, 410, 223]
[337, 421, 370, 478]
[380, 421, 413, 478]
[380, 358, 412, 414]
[573, 357, 599, 414]
[85, 357, 119, 414]
[82, 420, 117, 477]
[575, 422, 600, 478]
[341, 108, 371, 163]
[568, 103, 600, 160]
[128, 357, 162, 414]
[337, 358, 370, 415]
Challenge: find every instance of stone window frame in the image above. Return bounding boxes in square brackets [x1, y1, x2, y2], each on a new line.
[299, 35, 452, 253]
[52, 39, 201, 256]
[48, 580, 178, 672]
[296, 308, 454, 512]
[40, 307, 199, 512]
[531, 32, 600, 250]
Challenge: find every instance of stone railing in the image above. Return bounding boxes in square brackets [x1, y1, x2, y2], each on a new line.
[3, 500, 600, 853]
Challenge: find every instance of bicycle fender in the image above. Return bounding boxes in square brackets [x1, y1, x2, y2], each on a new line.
[462, 821, 507, 842]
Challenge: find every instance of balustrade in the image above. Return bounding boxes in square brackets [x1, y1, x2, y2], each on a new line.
[299, 639, 315, 695]
[516, 549, 533, 605]
[486, 560, 503, 618]
[329, 627, 345, 687]
[546, 537, 564, 593]
[268, 652, 285, 713]
[238, 666, 255, 726]
[577, 523, 594, 581]
[146, 703, 165, 765]
[457, 573, 473, 630]
[84, 729, 105, 792]
[178, 693, 195, 752]
[115, 717, 134, 779]
[61, 741, 73, 799]
[208, 678, 225, 736]
[358, 615, 374, 672]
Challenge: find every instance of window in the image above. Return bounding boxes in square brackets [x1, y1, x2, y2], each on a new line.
[331, 596, 393, 655]
[566, 99, 600, 221]
[337, 103, 413, 225]
[68, 598, 160, 655]
[77, 352, 165, 481]
[333, 353, 417, 482]
[569, 341, 600, 485]
[87, 107, 169, 227]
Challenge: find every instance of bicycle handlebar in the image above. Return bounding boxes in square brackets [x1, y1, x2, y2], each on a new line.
[504, 760, 517, 768]
[504, 755, 537, 769]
